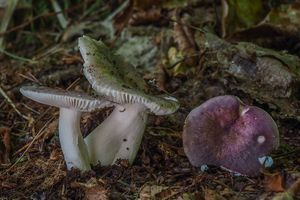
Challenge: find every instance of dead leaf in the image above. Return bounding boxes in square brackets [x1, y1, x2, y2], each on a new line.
[49, 149, 62, 161]
[41, 119, 58, 141]
[166, 10, 198, 76]
[85, 185, 109, 200]
[173, 10, 197, 67]
[78, 178, 109, 200]
[129, 8, 162, 26]
[139, 184, 177, 200]
[70, 178, 109, 200]
[264, 175, 300, 199]
[263, 172, 285, 192]
[204, 189, 226, 200]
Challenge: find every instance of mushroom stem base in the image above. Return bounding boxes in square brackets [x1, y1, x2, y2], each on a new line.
[85, 104, 147, 166]
[59, 108, 91, 171]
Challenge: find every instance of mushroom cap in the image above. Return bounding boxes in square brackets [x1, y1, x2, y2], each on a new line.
[78, 35, 179, 115]
[20, 85, 113, 112]
[182, 95, 279, 176]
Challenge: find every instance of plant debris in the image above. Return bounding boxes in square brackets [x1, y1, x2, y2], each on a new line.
[0, 0, 300, 199]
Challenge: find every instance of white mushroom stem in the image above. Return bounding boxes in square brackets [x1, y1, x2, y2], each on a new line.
[84, 103, 148, 166]
[59, 108, 91, 170]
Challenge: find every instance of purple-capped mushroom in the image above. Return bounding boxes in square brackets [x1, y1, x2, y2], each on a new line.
[182, 95, 279, 176]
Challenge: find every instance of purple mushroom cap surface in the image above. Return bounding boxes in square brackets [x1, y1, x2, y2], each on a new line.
[182, 95, 279, 176]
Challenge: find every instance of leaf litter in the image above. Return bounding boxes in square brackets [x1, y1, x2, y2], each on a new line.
[0, 0, 300, 199]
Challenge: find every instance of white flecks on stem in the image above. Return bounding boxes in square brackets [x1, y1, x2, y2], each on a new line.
[84, 103, 147, 166]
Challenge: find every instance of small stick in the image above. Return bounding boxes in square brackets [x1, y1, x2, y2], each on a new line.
[50, 0, 68, 29]
[18, 72, 40, 84]
[2, 116, 55, 174]
[20, 103, 40, 115]
[18, 73, 38, 83]
[66, 77, 81, 90]
[0, 85, 29, 120]
[13, 115, 57, 155]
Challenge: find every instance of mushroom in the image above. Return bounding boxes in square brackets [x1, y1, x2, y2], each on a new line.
[78, 35, 179, 165]
[20, 85, 113, 171]
[182, 95, 279, 176]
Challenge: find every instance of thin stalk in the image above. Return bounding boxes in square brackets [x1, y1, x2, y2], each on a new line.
[59, 108, 90, 171]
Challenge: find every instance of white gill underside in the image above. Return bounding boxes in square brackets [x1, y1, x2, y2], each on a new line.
[91, 81, 172, 115]
[20, 86, 113, 112]
[84, 104, 148, 166]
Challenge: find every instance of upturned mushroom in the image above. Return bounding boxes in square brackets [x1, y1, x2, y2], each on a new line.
[78, 35, 179, 165]
[20, 86, 113, 171]
[182, 95, 279, 176]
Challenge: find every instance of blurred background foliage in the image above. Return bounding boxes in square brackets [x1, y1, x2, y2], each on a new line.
[1, 0, 300, 60]
[0, 0, 106, 55]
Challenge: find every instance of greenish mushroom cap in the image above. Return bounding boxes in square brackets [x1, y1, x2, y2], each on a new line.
[78, 35, 179, 115]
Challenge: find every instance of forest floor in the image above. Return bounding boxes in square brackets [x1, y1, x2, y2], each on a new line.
[0, 1, 300, 199]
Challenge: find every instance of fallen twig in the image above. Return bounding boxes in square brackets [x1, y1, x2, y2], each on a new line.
[0, 85, 30, 120]
[2, 116, 55, 174]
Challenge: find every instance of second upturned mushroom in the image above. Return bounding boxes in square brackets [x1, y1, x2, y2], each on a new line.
[78, 35, 180, 166]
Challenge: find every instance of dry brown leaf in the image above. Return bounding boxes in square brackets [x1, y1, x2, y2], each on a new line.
[173, 21, 195, 52]
[71, 178, 109, 200]
[155, 187, 177, 200]
[49, 148, 62, 161]
[129, 8, 162, 26]
[84, 186, 109, 200]
[173, 11, 197, 67]
[41, 119, 58, 141]
[170, 10, 198, 76]
[204, 189, 226, 200]
[262, 175, 299, 199]
[139, 184, 177, 200]
[263, 172, 285, 192]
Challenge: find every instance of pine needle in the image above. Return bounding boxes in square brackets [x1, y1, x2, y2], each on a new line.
[0, 0, 19, 51]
